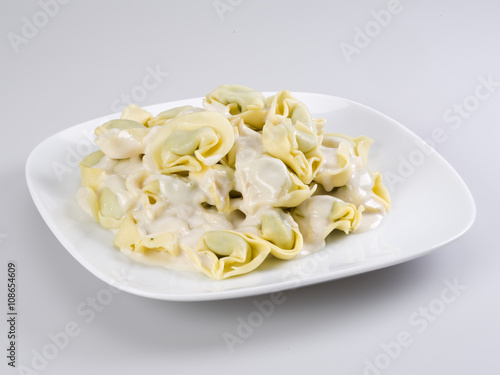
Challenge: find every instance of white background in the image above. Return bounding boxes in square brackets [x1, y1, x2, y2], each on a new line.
[1, 0, 499, 374]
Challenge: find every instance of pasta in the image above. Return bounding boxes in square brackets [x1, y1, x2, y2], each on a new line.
[77, 85, 390, 280]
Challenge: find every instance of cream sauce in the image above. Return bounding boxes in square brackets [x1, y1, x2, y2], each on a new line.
[95, 128, 144, 159]
[77, 101, 389, 274]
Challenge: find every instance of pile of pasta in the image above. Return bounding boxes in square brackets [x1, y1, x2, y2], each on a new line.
[77, 85, 390, 280]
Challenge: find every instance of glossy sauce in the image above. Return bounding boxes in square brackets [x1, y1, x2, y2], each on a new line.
[78, 103, 388, 272]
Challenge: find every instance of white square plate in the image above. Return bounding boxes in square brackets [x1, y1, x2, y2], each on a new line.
[25, 93, 476, 301]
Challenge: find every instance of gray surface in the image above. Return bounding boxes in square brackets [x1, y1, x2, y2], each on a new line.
[1, 0, 498, 374]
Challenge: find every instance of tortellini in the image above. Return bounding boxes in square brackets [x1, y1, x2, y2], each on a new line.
[147, 105, 200, 127]
[114, 214, 180, 256]
[119, 104, 153, 125]
[292, 195, 363, 247]
[262, 119, 323, 185]
[150, 111, 235, 173]
[235, 155, 312, 214]
[260, 208, 303, 260]
[204, 84, 268, 129]
[189, 164, 236, 214]
[262, 90, 324, 184]
[94, 119, 150, 159]
[185, 231, 271, 280]
[77, 85, 390, 280]
[79, 150, 108, 190]
[77, 175, 137, 230]
[266, 90, 317, 131]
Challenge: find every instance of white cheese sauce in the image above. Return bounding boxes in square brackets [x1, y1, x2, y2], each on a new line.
[77, 101, 389, 274]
